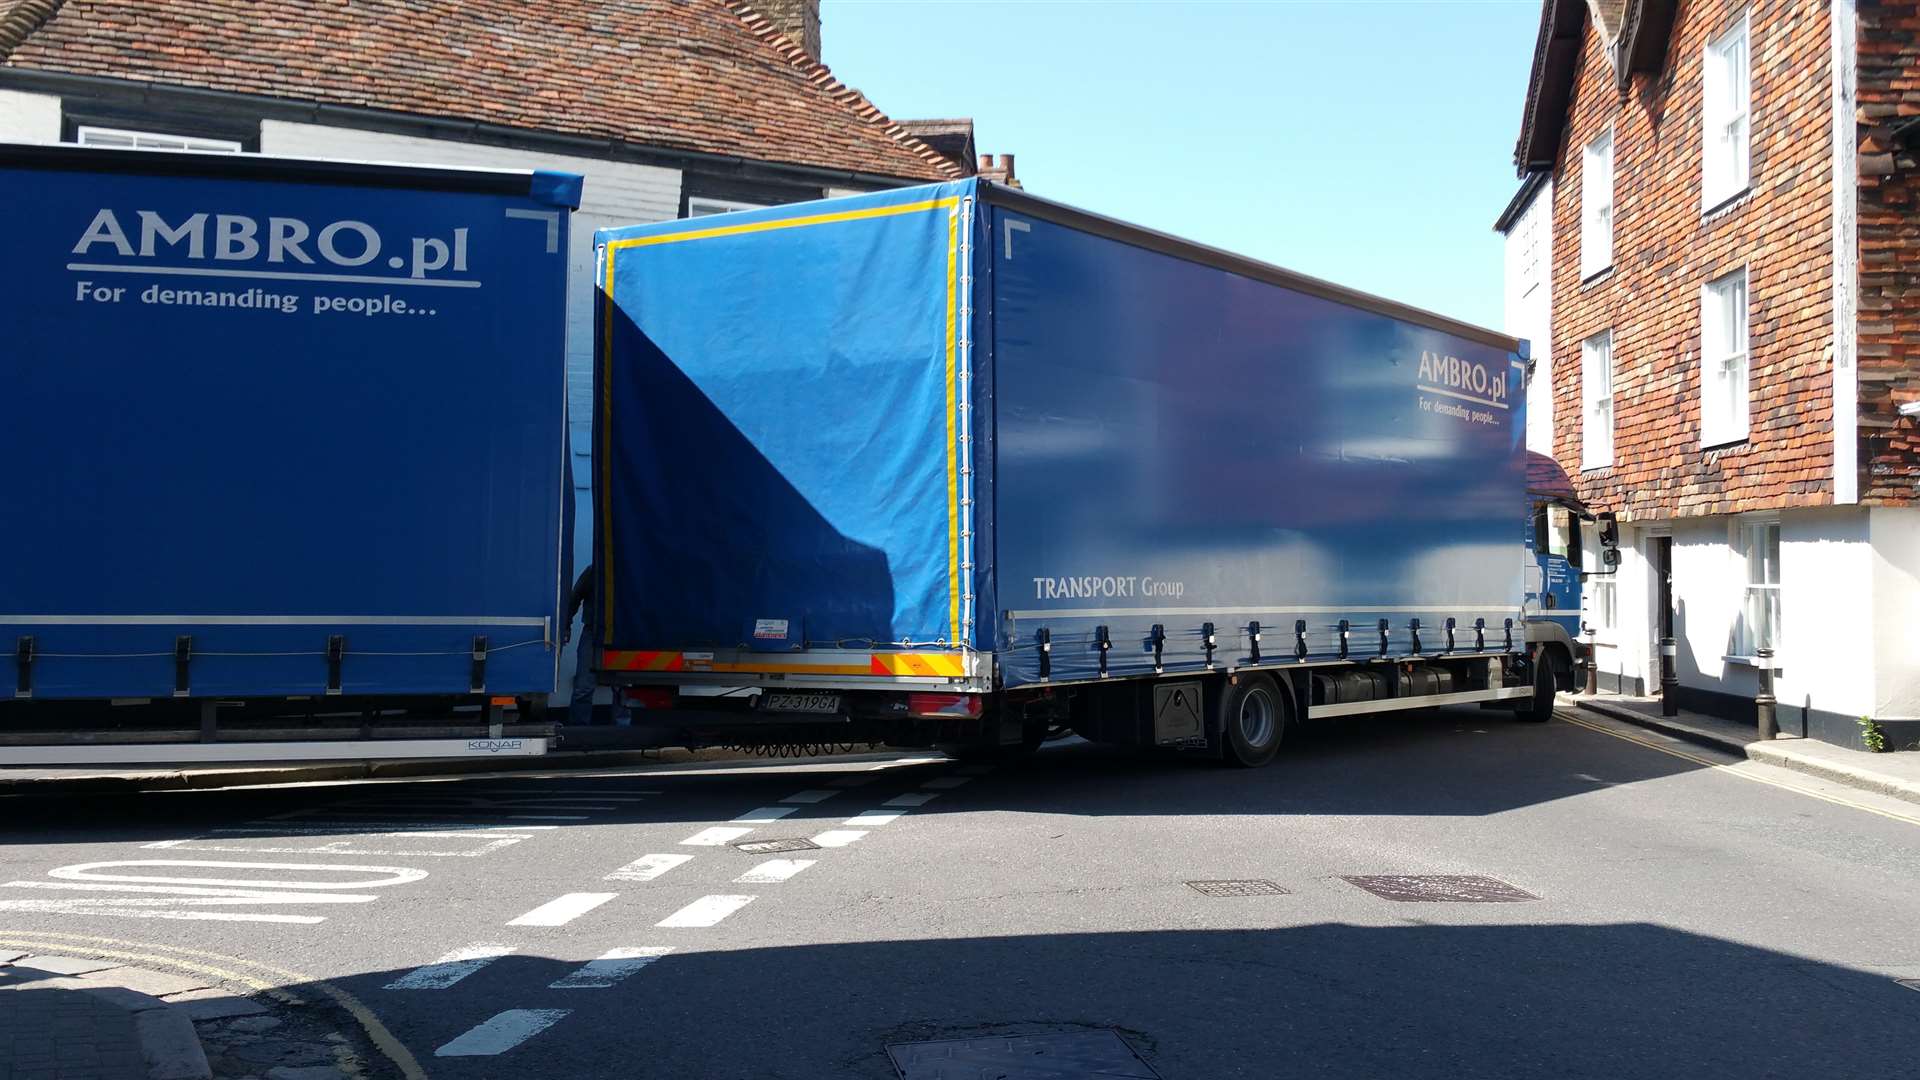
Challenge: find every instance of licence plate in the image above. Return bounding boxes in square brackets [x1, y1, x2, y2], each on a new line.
[760, 692, 842, 715]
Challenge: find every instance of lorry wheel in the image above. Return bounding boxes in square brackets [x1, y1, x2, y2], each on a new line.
[1219, 674, 1284, 768]
[1517, 654, 1556, 723]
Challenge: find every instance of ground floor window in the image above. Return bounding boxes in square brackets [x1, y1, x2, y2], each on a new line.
[1738, 521, 1780, 654]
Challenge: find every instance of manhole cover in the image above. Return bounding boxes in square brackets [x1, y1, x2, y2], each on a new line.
[733, 837, 820, 854]
[888, 1029, 1159, 1079]
[1342, 874, 1538, 902]
[1186, 879, 1289, 898]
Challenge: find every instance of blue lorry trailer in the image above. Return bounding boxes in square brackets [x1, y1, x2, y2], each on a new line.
[1, 144, 580, 765]
[595, 180, 1603, 765]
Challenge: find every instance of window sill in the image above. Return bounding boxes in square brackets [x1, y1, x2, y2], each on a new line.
[1701, 436, 1748, 452]
[1580, 463, 1611, 473]
[1703, 186, 1753, 220]
[1580, 266, 1614, 287]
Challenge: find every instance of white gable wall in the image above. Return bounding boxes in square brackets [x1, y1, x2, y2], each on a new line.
[0, 88, 61, 142]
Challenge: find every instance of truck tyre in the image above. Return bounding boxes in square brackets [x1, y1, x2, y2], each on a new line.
[1517, 653, 1556, 723]
[1218, 674, 1285, 768]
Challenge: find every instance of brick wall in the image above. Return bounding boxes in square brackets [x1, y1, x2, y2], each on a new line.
[1549, 0, 1835, 521]
[1856, 0, 1920, 504]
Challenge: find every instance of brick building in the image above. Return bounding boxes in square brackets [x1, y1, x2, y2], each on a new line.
[0, 0, 1015, 696]
[1497, 0, 1920, 748]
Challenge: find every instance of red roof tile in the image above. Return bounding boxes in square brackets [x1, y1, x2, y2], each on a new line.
[2, 0, 960, 181]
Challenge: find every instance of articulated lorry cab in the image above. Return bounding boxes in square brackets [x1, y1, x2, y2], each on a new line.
[592, 180, 1569, 766]
[1, 145, 580, 766]
[1523, 452, 1616, 703]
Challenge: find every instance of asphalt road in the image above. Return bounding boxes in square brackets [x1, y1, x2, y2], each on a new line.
[3, 706, 1919, 1080]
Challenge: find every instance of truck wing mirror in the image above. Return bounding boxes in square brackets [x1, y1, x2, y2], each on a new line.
[1597, 511, 1620, 549]
[1603, 547, 1620, 568]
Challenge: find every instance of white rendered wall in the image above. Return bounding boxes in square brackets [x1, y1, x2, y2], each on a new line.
[0, 89, 60, 142]
[1870, 507, 1920, 719]
[1500, 181, 1554, 453]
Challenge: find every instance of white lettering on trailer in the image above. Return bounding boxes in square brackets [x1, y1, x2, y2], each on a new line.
[1032, 575, 1184, 601]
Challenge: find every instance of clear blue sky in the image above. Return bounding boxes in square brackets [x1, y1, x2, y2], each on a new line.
[823, 0, 1541, 331]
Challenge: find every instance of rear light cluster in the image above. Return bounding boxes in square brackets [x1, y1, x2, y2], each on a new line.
[905, 692, 982, 719]
[620, 686, 676, 710]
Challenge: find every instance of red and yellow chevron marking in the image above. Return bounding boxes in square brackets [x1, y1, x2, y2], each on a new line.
[601, 650, 966, 678]
[601, 650, 684, 673]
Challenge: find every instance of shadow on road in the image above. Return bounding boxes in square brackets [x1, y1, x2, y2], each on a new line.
[275, 921, 1915, 1079]
[0, 709, 1707, 846]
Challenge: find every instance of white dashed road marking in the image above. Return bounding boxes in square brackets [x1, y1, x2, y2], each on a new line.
[507, 892, 617, 927]
[657, 894, 755, 928]
[844, 810, 905, 826]
[435, 1009, 570, 1057]
[680, 827, 754, 846]
[920, 776, 974, 790]
[883, 793, 940, 808]
[779, 790, 840, 804]
[731, 807, 797, 823]
[735, 859, 814, 884]
[548, 947, 675, 989]
[810, 830, 867, 848]
[385, 944, 517, 990]
[605, 854, 693, 882]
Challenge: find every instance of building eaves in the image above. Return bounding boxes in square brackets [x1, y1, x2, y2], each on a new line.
[3, 0, 962, 182]
[1493, 169, 1551, 233]
[1512, 0, 1676, 174]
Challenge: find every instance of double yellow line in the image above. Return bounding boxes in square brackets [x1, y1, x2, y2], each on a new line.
[1556, 710, 1920, 828]
[0, 931, 426, 1079]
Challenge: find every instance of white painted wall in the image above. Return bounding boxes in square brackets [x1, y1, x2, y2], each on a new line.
[1666, 509, 1879, 730]
[1585, 521, 1653, 692]
[1500, 180, 1554, 453]
[1870, 507, 1920, 719]
[0, 88, 60, 142]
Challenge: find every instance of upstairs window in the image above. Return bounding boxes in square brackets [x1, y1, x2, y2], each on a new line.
[74, 126, 241, 153]
[1581, 128, 1614, 279]
[1581, 330, 1614, 470]
[685, 196, 765, 218]
[1700, 267, 1750, 446]
[1702, 15, 1752, 210]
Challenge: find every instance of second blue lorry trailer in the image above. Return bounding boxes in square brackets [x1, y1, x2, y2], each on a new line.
[594, 179, 1608, 765]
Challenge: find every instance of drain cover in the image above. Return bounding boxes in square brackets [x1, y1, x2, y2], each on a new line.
[1186, 879, 1289, 898]
[1342, 874, 1538, 902]
[733, 837, 820, 854]
[888, 1030, 1158, 1079]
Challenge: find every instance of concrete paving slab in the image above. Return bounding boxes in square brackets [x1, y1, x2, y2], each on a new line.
[14, 955, 122, 976]
[83, 967, 214, 1000]
[134, 1006, 212, 1080]
[1575, 694, 1920, 805]
[160, 990, 270, 1022]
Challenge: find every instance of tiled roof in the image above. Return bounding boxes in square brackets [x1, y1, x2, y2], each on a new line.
[2, 0, 960, 181]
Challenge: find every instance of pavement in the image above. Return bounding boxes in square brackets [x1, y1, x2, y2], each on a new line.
[1573, 691, 1920, 804]
[2, 707, 1919, 1079]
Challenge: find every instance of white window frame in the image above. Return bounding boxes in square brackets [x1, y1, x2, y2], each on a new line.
[1519, 200, 1543, 298]
[74, 125, 241, 153]
[685, 196, 765, 218]
[1582, 523, 1618, 638]
[1736, 518, 1780, 656]
[1581, 127, 1614, 279]
[1581, 329, 1614, 470]
[1701, 13, 1752, 211]
[1700, 266, 1751, 447]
